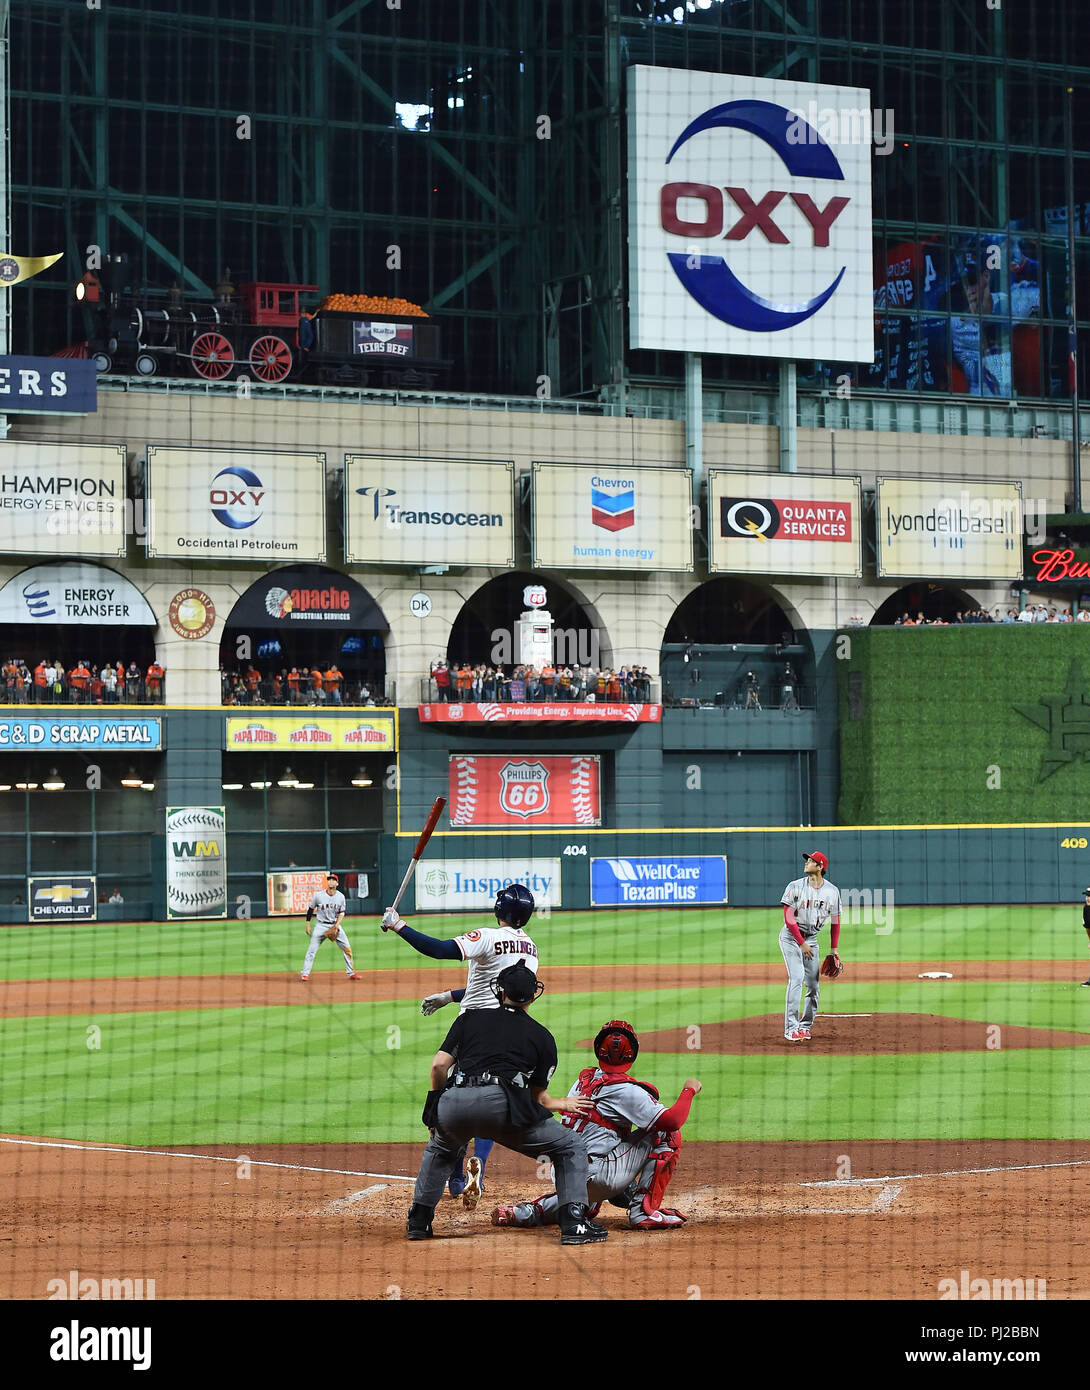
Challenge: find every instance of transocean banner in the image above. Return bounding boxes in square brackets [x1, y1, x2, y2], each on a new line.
[876, 478, 1024, 580]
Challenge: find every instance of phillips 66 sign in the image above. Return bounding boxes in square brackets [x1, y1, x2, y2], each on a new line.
[627, 67, 875, 360]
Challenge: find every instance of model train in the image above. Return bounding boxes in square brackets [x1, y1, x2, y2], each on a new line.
[57, 256, 449, 388]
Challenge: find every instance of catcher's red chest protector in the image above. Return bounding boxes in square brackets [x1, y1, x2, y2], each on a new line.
[560, 1067, 660, 1138]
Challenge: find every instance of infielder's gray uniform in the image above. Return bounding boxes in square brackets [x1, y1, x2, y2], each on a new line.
[778, 875, 841, 1037]
[301, 889, 353, 977]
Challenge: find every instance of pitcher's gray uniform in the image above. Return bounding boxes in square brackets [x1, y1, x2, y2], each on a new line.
[300, 877, 358, 980]
[778, 852, 841, 1040]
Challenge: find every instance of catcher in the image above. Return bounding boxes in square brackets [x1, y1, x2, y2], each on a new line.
[299, 872, 362, 981]
[491, 1019, 700, 1233]
[778, 850, 842, 1042]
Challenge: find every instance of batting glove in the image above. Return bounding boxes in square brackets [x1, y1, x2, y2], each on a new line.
[381, 906, 406, 933]
[421, 991, 453, 1016]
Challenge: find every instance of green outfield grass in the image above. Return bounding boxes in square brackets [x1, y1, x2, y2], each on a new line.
[2, 907, 1089, 1148]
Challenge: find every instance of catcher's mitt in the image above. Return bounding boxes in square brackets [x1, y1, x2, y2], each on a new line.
[820, 952, 844, 979]
[323, 925, 341, 942]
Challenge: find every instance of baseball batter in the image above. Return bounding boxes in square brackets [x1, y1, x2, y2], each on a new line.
[492, 1019, 700, 1233]
[300, 873, 361, 981]
[382, 882, 540, 1204]
[778, 851, 841, 1041]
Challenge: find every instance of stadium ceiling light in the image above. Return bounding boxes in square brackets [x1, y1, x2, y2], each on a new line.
[121, 767, 143, 788]
[15, 781, 38, 791]
[0, 784, 11, 791]
[221, 782, 243, 791]
[43, 768, 65, 791]
[250, 779, 271, 790]
[351, 769, 372, 786]
[293, 780, 314, 790]
[277, 767, 298, 788]
[141, 782, 155, 791]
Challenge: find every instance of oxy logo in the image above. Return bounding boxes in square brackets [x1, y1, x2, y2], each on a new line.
[357, 485, 397, 520]
[22, 582, 55, 618]
[661, 100, 849, 331]
[210, 466, 264, 530]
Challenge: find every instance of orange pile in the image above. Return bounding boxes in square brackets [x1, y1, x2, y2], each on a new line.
[318, 293, 428, 316]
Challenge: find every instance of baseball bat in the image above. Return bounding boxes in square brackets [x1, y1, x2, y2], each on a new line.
[382, 795, 447, 928]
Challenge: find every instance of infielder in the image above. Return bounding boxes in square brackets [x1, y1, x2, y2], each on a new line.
[778, 851, 842, 1041]
[300, 872, 362, 981]
[491, 1019, 700, 1233]
[1081, 887, 1090, 986]
[382, 882, 540, 1206]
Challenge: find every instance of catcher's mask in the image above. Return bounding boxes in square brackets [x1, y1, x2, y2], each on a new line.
[493, 960, 544, 1007]
[494, 882, 535, 928]
[594, 1019, 639, 1069]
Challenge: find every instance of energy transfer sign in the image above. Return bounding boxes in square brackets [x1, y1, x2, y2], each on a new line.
[628, 66, 875, 360]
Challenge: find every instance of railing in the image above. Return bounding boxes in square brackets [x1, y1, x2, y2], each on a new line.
[663, 683, 816, 712]
[420, 676, 656, 705]
[221, 676, 393, 707]
[1, 678, 166, 705]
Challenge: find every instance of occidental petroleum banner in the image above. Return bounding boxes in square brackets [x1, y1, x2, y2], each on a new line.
[413, 858, 562, 912]
[627, 67, 874, 360]
[145, 446, 326, 561]
[0, 441, 127, 558]
[165, 806, 227, 919]
[590, 855, 729, 906]
[876, 478, 1024, 580]
[225, 715, 395, 751]
[448, 754, 601, 828]
[532, 462, 693, 573]
[344, 455, 514, 567]
[708, 470, 862, 577]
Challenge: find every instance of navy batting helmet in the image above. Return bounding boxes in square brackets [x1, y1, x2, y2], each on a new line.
[594, 1019, 639, 1068]
[494, 882, 535, 928]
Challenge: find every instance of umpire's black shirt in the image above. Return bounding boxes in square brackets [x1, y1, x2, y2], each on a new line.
[440, 1007, 557, 1089]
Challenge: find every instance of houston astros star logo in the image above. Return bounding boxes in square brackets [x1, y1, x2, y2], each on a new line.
[1014, 659, 1090, 781]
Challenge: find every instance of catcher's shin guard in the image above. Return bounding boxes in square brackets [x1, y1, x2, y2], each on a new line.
[628, 1130, 687, 1229]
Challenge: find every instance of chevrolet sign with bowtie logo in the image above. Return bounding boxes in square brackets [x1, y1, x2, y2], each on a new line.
[29, 876, 97, 921]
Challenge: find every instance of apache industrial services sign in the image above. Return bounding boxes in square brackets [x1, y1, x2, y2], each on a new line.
[0, 441, 127, 558]
[344, 455, 514, 567]
[145, 446, 327, 561]
[532, 463, 693, 573]
[876, 478, 1024, 580]
[225, 715, 395, 752]
[627, 67, 874, 360]
[413, 858, 562, 912]
[708, 470, 862, 577]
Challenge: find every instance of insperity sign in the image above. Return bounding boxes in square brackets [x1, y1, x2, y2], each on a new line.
[627, 67, 875, 360]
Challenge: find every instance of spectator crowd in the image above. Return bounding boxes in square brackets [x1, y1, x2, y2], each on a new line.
[1, 659, 165, 704]
[893, 605, 1089, 625]
[220, 663, 381, 706]
[429, 659, 654, 702]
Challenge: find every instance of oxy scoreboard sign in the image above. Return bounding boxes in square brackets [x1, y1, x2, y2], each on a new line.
[590, 855, 729, 906]
[344, 455, 514, 567]
[531, 462, 693, 573]
[708, 470, 862, 577]
[145, 446, 327, 561]
[627, 67, 874, 361]
[28, 876, 97, 922]
[0, 716, 162, 749]
[0, 441, 127, 558]
[876, 478, 1024, 581]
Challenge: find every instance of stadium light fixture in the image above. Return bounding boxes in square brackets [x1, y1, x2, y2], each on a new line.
[141, 782, 155, 791]
[221, 782, 243, 791]
[121, 769, 143, 788]
[0, 784, 11, 792]
[250, 779, 271, 790]
[293, 780, 315, 790]
[15, 781, 38, 791]
[351, 769, 372, 786]
[43, 769, 65, 791]
[277, 767, 298, 788]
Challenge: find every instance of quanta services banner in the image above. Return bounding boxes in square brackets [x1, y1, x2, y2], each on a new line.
[419, 702, 661, 724]
[413, 858, 562, 912]
[28, 875, 97, 922]
[165, 806, 227, 919]
[627, 67, 875, 361]
[0, 716, 162, 749]
[532, 462, 693, 573]
[0, 441, 127, 558]
[145, 446, 326, 561]
[708, 470, 862, 577]
[876, 477, 1024, 580]
[225, 715, 395, 751]
[590, 855, 728, 906]
[0, 562, 156, 626]
[345, 455, 514, 567]
[448, 754, 601, 828]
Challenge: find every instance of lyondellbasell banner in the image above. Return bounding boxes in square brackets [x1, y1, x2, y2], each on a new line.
[0, 440, 127, 558]
[531, 462, 693, 573]
[344, 455, 515, 567]
[708, 470, 863, 577]
[876, 477, 1024, 580]
[448, 754, 601, 828]
[145, 446, 327, 561]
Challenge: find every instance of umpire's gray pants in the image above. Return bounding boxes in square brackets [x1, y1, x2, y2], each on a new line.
[779, 926, 821, 1035]
[412, 1087, 589, 1211]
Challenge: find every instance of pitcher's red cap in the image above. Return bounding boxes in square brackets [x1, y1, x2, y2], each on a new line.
[803, 851, 828, 872]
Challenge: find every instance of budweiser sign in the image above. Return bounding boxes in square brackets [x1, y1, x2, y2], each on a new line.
[1031, 548, 1090, 583]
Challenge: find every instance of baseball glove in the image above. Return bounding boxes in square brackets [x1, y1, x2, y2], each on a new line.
[820, 952, 844, 979]
[322, 925, 341, 942]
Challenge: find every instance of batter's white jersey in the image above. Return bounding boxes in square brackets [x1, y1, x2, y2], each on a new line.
[308, 889, 347, 925]
[780, 876, 841, 936]
[452, 924, 540, 1011]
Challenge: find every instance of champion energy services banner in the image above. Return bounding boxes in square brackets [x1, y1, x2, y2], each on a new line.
[627, 67, 875, 361]
[145, 447, 327, 561]
[165, 806, 227, 919]
[448, 754, 601, 828]
[531, 463, 693, 573]
[413, 858, 562, 912]
[876, 478, 1024, 580]
[590, 855, 729, 906]
[708, 470, 862, 577]
[0, 441, 127, 557]
[344, 455, 514, 567]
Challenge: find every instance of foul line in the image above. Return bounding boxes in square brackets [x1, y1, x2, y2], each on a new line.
[0, 1135, 416, 1182]
[803, 1158, 1090, 1188]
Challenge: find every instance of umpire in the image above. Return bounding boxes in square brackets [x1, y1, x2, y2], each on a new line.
[407, 961, 606, 1246]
